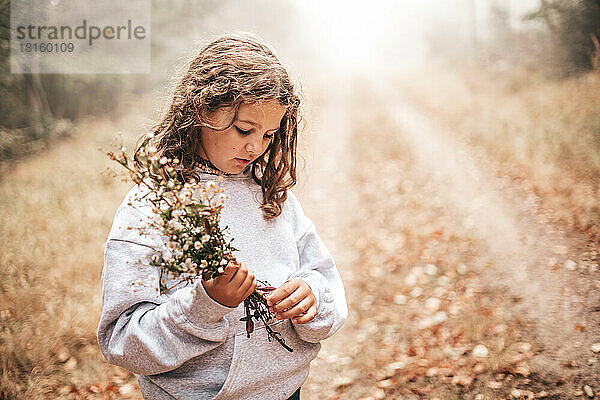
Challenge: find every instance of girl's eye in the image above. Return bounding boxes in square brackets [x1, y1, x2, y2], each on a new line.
[236, 126, 275, 140]
[235, 126, 252, 135]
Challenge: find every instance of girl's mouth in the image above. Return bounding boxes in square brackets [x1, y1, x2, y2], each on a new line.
[235, 158, 250, 164]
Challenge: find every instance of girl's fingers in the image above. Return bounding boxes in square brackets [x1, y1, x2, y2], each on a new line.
[238, 273, 255, 296]
[241, 278, 258, 300]
[292, 305, 317, 324]
[228, 264, 248, 287]
[276, 296, 314, 320]
[270, 287, 305, 313]
[220, 263, 239, 282]
[266, 279, 301, 307]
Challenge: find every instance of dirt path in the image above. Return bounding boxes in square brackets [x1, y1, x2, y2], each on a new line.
[377, 79, 600, 377]
[298, 76, 600, 399]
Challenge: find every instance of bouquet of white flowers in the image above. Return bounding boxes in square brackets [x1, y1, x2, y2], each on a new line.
[105, 142, 292, 352]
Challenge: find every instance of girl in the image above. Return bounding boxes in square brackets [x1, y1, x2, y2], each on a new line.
[97, 33, 348, 400]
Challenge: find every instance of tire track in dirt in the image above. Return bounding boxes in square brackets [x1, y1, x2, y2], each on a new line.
[371, 77, 600, 390]
[296, 74, 600, 398]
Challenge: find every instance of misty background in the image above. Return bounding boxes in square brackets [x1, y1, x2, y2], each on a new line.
[4, 0, 597, 165]
[2, 1, 600, 399]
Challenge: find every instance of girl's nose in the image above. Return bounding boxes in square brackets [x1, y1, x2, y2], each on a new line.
[245, 138, 260, 155]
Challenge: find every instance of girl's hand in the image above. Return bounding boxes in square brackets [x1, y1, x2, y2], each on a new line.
[266, 278, 317, 324]
[202, 263, 257, 308]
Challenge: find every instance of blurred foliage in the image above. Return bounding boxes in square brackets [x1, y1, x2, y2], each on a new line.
[0, 0, 246, 166]
[424, 0, 600, 78]
[525, 0, 600, 75]
[0, 0, 135, 164]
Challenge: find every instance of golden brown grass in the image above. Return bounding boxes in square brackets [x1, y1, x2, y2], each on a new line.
[397, 64, 600, 240]
[0, 106, 147, 398]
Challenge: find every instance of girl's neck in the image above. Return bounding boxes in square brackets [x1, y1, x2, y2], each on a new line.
[196, 156, 249, 176]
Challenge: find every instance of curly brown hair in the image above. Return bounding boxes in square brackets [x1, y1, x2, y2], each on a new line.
[135, 32, 302, 220]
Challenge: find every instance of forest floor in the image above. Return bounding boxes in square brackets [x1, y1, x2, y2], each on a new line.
[2, 72, 599, 399]
[299, 77, 600, 399]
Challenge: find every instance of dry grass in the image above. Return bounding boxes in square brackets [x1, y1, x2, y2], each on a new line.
[397, 64, 600, 240]
[0, 106, 147, 398]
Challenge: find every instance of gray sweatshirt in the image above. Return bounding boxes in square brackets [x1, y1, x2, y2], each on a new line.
[97, 166, 348, 399]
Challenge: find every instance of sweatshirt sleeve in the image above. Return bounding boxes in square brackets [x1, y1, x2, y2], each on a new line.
[284, 192, 348, 343]
[96, 186, 236, 376]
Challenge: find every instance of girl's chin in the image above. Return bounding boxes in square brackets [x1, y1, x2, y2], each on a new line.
[214, 160, 249, 174]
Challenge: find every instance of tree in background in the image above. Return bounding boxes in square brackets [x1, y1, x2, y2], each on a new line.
[0, 0, 133, 164]
[525, 0, 600, 75]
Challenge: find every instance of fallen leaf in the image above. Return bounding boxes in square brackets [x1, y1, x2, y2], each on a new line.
[472, 344, 489, 357]
[376, 379, 393, 389]
[513, 362, 531, 377]
[583, 385, 594, 398]
[333, 376, 354, 389]
[487, 381, 503, 389]
[451, 375, 473, 386]
[473, 363, 486, 374]
[511, 388, 534, 399]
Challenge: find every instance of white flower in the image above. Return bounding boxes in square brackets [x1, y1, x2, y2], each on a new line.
[220, 258, 228, 265]
[194, 241, 202, 250]
[201, 234, 211, 243]
[167, 219, 184, 231]
[160, 156, 169, 165]
[200, 260, 208, 268]
[206, 181, 217, 190]
[217, 267, 224, 274]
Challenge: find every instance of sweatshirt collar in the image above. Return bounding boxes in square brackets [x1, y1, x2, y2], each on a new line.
[193, 156, 253, 179]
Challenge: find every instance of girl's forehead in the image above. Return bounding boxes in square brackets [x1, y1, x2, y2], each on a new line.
[205, 100, 287, 128]
[237, 100, 287, 121]
[239, 100, 286, 114]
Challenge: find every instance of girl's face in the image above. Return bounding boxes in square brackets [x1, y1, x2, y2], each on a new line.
[198, 100, 286, 174]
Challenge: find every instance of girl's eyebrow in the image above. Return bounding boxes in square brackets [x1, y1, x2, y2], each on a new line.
[237, 119, 279, 132]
